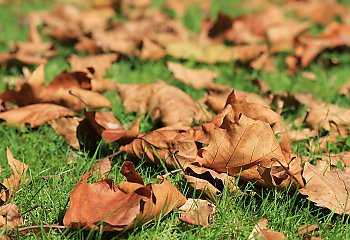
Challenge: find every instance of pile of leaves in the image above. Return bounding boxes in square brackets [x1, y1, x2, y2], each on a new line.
[1, 0, 350, 238]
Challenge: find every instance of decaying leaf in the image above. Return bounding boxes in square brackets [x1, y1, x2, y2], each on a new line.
[63, 161, 186, 231]
[117, 81, 204, 126]
[167, 61, 218, 89]
[0, 104, 74, 128]
[1, 148, 29, 202]
[248, 217, 287, 240]
[179, 198, 216, 227]
[300, 162, 350, 214]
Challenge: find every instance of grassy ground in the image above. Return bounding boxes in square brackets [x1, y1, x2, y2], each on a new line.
[1, 0, 350, 239]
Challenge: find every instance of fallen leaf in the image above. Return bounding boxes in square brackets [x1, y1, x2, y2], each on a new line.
[197, 110, 287, 184]
[1, 148, 29, 202]
[1, 66, 111, 110]
[299, 162, 350, 214]
[179, 198, 216, 227]
[49, 117, 81, 149]
[0, 104, 74, 128]
[63, 161, 186, 231]
[183, 164, 239, 201]
[227, 90, 284, 133]
[121, 126, 198, 168]
[0, 203, 22, 230]
[91, 158, 112, 178]
[117, 81, 204, 126]
[298, 223, 319, 235]
[167, 61, 218, 89]
[289, 128, 318, 142]
[338, 81, 350, 95]
[248, 217, 287, 240]
[166, 42, 235, 64]
[68, 53, 118, 79]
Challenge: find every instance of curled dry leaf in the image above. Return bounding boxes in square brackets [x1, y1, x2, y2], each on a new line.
[0, 104, 74, 128]
[299, 162, 350, 214]
[83, 111, 140, 144]
[167, 61, 218, 89]
[197, 110, 287, 185]
[1, 148, 29, 202]
[1, 66, 111, 110]
[0, 203, 22, 230]
[248, 217, 287, 240]
[179, 198, 216, 227]
[183, 164, 239, 201]
[63, 161, 186, 231]
[121, 126, 197, 168]
[49, 117, 82, 149]
[117, 82, 204, 126]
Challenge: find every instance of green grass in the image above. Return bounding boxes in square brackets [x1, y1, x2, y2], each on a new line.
[1, 0, 350, 239]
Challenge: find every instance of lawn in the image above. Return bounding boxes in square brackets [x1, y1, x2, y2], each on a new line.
[1, 0, 350, 239]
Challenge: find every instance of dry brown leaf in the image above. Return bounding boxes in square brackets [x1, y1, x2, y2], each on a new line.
[166, 42, 235, 64]
[205, 84, 268, 113]
[0, 203, 22, 230]
[179, 198, 216, 227]
[248, 217, 287, 240]
[167, 61, 218, 89]
[298, 223, 319, 236]
[305, 102, 350, 136]
[287, 0, 345, 24]
[299, 162, 350, 214]
[49, 117, 81, 149]
[63, 161, 186, 231]
[228, 5, 285, 44]
[1, 66, 111, 110]
[121, 126, 197, 168]
[295, 23, 350, 67]
[183, 164, 239, 201]
[227, 90, 284, 133]
[289, 128, 318, 142]
[68, 53, 118, 79]
[1, 148, 29, 202]
[197, 111, 287, 184]
[91, 158, 112, 178]
[320, 151, 350, 167]
[139, 38, 166, 60]
[267, 21, 310, 53]
[0, 104, 74, 128]
[117, 82, 204, 126]
[81, 111, 140, 144]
